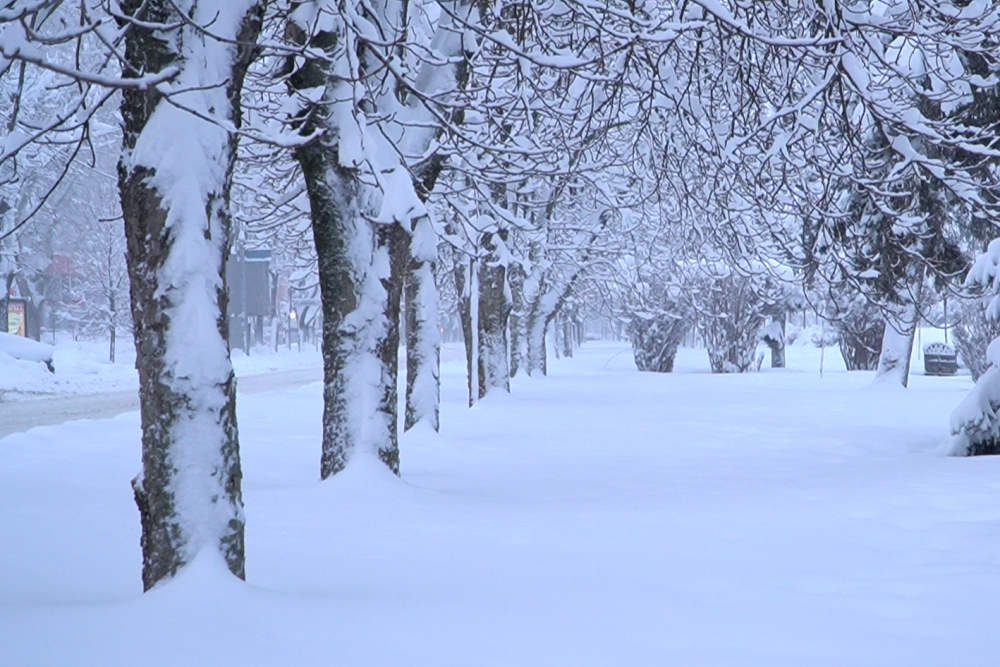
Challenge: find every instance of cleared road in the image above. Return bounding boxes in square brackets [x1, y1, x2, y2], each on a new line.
[0, 367, 323, 439]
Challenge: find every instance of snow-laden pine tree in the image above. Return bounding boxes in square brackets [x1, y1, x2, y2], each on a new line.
[953, 297, 1000, 382]
[117, 0, 264, 589]
[949, 239, 1000, 456]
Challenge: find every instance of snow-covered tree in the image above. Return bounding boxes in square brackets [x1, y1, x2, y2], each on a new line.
[953, 296, 1000, 382]
[949, 238, 1000, 456]
[117, 0, 264, 589]
[0, 0, 264, 589]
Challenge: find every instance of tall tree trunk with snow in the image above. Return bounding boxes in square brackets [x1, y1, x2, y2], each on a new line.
[525, 287, 551, 376]
[404, 217, 440, 431]
[834, 297, 885, 371]
[287, 18, 399, 477]
[376, 223, 407, 464]
[875, 312, 919, 388]
[452, 250, 477, 406]
[523, 210, 610, 376]
[108, 294, 116, 364]
[875, 279, 924, 388]
[760, 321, 785, 369]
[561, 310, 575, 359]
[508, 261, 527, 377]
[630, 314, 688, 373]
[118, 0, 262, 591]
[298, 151, 398, 476]
[477, 230, 511, 397]
[397, 0, 477, 422]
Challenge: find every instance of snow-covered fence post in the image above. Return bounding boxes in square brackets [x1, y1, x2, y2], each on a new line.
[118, 0, 264, 590]
[759, 321, 785, 369]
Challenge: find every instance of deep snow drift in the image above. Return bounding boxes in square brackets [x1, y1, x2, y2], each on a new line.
[1, 341, 998, 666]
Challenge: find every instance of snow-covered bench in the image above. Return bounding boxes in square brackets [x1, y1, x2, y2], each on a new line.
[0, 331, 54, 373]
[924, 342, 957, 376]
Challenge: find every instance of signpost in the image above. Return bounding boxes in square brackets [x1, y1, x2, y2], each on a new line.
[7, 298, 26, 336]
[226, 248, 272, 353]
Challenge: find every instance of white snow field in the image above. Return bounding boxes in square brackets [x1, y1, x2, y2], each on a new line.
[2, 341, 999, 667]
[0, 335, 323, 400]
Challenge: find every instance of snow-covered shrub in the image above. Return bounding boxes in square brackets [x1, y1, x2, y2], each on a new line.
[830, 295, 884, 371]
[689, 265, 783, 374]
[629, 313, 688, 372]
[949, 340, 1000, 455]
[949, 239, 1000, 456]
[622, 268, 692, 373]
[952, 297, 1000, 381]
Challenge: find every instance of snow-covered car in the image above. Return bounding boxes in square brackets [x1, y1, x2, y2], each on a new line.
[0, 331, 54, 373]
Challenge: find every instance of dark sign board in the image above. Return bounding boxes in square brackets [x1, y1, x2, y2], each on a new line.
[226, 250, 272, 318]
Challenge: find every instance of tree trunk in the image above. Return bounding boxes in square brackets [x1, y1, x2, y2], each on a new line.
[508, 262, 526, 377]
[760, 323, 785, 368]
[452, 249, 477, 406]
[875, 314, 918, 388]
[561, 313, 574, 359]
[376, 223, 406, 469]
[839, 320, 884, 371]
[118, 0, 262, 591]
[477, 231, 511, 398]
[525, 294, 549, 376]
[296, 147, 398, 476]
[404, 218, 440, 431]
[630, 315, 687, 373]
[875, 278, 924, 388]
[287, 13, 400, 478]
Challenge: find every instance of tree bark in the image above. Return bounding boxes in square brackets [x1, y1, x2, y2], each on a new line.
[477, 231, 511, 398]
[451, 247, 477, 406]
[118, 0, 262, 591]
[875, 313, 919, 388]
[561, 312, 574, 359]
[296, 143, 398, 477]
[508, 261, 527, 377]
[404, 218, 440, 431]
[287, 13, 400, 478]
[875, 278, 925, 388]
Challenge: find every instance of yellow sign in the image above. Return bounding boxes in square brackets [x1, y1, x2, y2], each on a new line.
[7, 299, 25, 336]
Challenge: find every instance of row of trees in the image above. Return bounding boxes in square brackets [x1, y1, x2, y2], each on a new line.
[6, 0, 1000, 590]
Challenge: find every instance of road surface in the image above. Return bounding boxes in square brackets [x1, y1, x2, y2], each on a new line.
[0, 367, 323, 439]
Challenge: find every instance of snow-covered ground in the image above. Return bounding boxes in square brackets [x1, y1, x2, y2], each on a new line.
[2, 339, 998, 666]
[0, 335, 322, 400]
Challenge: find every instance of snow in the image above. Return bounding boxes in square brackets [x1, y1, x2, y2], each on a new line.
[0, 331, 52, 365]
[2, 339, 998, 665]
[0, 335, 322, 400]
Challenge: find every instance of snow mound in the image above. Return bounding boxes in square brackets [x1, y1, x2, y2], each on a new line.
[0, 332, 53, 371]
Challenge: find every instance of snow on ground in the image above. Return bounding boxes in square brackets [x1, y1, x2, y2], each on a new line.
[0, 334, 322, 400]
[2, 340, 999, 666]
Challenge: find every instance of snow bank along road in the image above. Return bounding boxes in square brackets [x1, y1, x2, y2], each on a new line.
[0, 367, 323, 439]
[2, 343, 999, 667]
